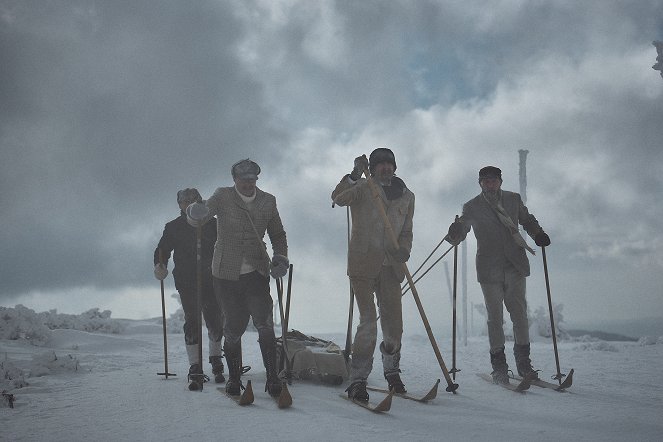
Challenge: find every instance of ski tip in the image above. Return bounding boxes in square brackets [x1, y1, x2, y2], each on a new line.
[372, 390, 393, 412]
[239, 380, 255, 405]
[277, 382, 293, 408]
[419, 379, 441, 402]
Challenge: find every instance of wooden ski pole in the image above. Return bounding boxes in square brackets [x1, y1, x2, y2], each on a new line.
[195, 224, 204, 390]
[541, 246, 574, 388]
[410, 234, 450, 280]
[276, 277, 293, 383]
[284, 263, 294, 333]
[450, 242, 460, 380]
[362, 168, 458, 393]
[401, 244, 454, 295]
[157, 249, 176, 378]
[344, 206, 355, 362]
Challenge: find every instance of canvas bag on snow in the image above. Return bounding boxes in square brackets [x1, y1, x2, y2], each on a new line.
[276, 330, 349, 385]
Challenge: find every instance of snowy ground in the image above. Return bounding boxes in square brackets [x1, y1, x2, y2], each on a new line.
[2, 316, 662, 442]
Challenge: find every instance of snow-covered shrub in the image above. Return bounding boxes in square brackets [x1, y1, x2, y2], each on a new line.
[0, 305, 53, 346]
[1, 357, 28, 389]
[529, 305, 569, 339]
[638, 336, 660, 346]
[39, 308, 125, 334]
[573, 341, 619, 352]
[29, 351, 79, 377]
[167, 293, 185, 334]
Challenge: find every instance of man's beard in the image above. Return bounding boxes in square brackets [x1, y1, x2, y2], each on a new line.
[375, 171, 394, 186]
[483, 189, 500, 204]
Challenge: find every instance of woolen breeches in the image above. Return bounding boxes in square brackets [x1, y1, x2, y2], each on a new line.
[213, 271, 275, 346]
[480, 263, 529, 352]
[350, 265, 403, 382]
[179, 274, 224, 346]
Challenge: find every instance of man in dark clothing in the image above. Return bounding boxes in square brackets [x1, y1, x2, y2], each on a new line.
[154, 188, 225, 387]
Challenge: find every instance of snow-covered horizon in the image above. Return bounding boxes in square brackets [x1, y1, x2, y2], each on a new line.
[2, 305, 663, 441]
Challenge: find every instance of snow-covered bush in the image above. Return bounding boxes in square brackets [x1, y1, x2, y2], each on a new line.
[167, 293, 185, 334]
[0, 305, 53, 345]
[0, 305, 126, 346]
[529, 305, 569, 339]
[637, 336, 662, 346]
[29, 351, 80, 377]
[39, 308, 125, 334]
[573, 341, 620, 352]
[1, 357, 28, 389]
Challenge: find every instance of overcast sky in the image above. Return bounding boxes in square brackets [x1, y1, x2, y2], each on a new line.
[1, 1, 662, 334]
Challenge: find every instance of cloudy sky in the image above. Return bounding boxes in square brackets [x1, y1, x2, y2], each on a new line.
[1, 1, 662, 334]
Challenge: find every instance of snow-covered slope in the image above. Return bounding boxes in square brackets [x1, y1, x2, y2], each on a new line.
[2, 314, 662, 442]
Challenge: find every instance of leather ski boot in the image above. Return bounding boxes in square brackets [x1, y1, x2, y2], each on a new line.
[514, 343, 540, 380]
[224, 342, 243, 395]
[209, 356, 225, 383]
[345, 381, 369, 403]
[187, 363, 206, 391]
[385, 372, 407, 394]
[259, 336, 282, 397]
[490, 346, 510, 385]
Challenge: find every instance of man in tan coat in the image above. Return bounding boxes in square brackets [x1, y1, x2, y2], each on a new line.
[187, 159, 289, 397]
[446, 166, 550, 384]
[332, 147, 415, 403]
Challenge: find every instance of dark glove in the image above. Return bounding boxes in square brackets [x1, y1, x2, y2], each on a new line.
[534, 231, 551, 247]
[446, 222, 465, 246]
[270, 254, 289, 279]
[389, 246, 410, 263]
[349, 155, 369, 181]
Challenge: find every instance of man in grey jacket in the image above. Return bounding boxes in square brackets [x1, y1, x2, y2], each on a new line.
[332, 147, 415, 403]
[187, 159, 289, 397]
[446, 166, 550, 384]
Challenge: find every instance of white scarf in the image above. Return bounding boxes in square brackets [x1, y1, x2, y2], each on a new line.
[483, 191, 535, 255]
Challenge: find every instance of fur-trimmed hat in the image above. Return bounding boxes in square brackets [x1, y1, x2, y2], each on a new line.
[369, 147, 397, 174]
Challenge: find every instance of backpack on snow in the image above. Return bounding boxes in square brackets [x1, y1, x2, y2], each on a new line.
[276, 330, 349, 385]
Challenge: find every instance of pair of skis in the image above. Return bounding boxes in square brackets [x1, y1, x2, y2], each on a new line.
[220, 380, 293, 409]
[477, 368, 574, 393]
[341, 379, 441, 413]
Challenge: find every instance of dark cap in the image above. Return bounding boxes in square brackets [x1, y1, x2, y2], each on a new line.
[177, 188, 202, 204]
[369, 147, 397, 174]
[479, 166, 502, 180]
[231, 159, 260, 180]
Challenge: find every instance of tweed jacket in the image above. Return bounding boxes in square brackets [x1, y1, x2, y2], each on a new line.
[458, 190, 542, 284]
[204, 186, 287, 281]
[332, 176, 415, 282]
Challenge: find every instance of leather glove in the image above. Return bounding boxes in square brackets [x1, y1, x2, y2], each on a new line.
[186, 202, 209, 228]
[270, 254, 289, 279]
[534, 230, 551, 247]
[446, 221, 466, 246]
[154, 263, 168, 281]
[389, 246, 410, 263]
[349, 155, 369, 181]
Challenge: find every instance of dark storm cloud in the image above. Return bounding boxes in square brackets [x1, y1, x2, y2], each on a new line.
[0, 1, 288, 297]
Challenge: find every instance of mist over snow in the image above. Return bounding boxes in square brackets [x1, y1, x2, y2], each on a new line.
[2, 307, 662, 441]
[1, 0, 663, 384]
